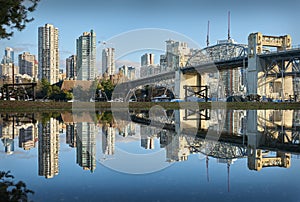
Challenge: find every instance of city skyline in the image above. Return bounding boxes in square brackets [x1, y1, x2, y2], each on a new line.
[0, 0, 300, 71]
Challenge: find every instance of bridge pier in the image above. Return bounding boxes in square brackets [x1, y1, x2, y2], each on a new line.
[174, 69, 201, 100]
[246, 110, 263, 170]
[174, 109, 200, 136]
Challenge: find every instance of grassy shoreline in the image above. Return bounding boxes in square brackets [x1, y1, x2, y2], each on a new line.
[0, 101, 299, 112]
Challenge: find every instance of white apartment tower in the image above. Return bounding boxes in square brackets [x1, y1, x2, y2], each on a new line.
[165, 40, 191, 68]
[102, 48, 115, 76]
[76, 30, 96, 80]
[38, 24, 59, 84]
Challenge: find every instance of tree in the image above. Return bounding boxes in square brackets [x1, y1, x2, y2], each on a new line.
[36, 78, 51, 99]
[0, 171, 34, 202]
[100, 80, 115, 100]
[0, 0, 40, 39]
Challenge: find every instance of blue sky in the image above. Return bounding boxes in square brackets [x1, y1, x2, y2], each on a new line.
[1, 0, 300, 70]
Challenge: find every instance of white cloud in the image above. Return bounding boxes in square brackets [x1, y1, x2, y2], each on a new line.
[12, 43, 37, 54]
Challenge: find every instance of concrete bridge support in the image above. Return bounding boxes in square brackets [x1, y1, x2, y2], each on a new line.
[174, 69, 202, 100]
[246, 110, 263, 170]
[174, 109, 200, 137]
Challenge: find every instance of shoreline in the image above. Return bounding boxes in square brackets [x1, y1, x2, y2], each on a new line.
[0, 101, 299, 112]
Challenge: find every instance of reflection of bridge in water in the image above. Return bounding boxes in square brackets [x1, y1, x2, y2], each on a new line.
[128, 109, 300, 171]
[1, 110, 299, 177]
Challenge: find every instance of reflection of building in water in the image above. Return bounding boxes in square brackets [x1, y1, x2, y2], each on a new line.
[165, 135, 190, 162]
[61, 111, 96, 149]
[0, 137, 14, 154]
[0, 114, 38, 153]
[102, 125, 115, 155]
[66, 123, 77, 148]
[0, 123, 15, 154]
[140, 125, 158, 150]
[38, 118, 59, 178]
[118, 121, 136, 137]
[223, 110, 246, 135]
[19, 123, 38, 150]
[76, 122, 96, 172]
[141, 136, 155, 150]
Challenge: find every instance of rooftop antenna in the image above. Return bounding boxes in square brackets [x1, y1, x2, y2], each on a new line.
[206, 20, 210, 47]
[228, 11, 231, 40]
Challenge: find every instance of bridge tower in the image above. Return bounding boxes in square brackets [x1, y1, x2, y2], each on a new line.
[247, 32, 292, 97]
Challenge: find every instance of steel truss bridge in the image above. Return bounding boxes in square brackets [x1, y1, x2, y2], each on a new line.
[116, 40, 300, 100]
[258, 47, 300, 78]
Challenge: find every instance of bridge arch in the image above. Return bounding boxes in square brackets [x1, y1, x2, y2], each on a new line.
[186, 43, 248, 67]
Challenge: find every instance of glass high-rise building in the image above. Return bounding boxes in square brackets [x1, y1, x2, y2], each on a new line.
[76, 30, 96, 80]
[38, 23, 59, 84]
[141, 53, 154, 66]
[1, 47, 14, 64]
[0, 47, 18, 81]
[66, 55, 77, 80]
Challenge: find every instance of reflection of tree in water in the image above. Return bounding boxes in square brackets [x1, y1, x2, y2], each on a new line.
[97, 111, 114, 124]
[0, 171, 34, 202]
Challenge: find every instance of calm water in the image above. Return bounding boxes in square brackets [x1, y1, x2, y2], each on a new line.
[1, 109, 300, 202]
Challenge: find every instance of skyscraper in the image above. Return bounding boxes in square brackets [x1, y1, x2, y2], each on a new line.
[119, 65, 136, 80]
[140, 53, 158, 77]
[141, 53, 154, 66]
[102, 47, 115, 76]
[38, 23, 59, 84]
[18, 52, 38, 80]
[1, 47, 14, 64]
[66, 55, 77, 79]
[165, 40, 191, 69]
[0, 47, 18, 82]
[76, 30, 96, 80]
